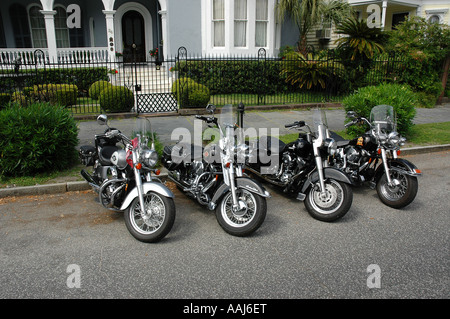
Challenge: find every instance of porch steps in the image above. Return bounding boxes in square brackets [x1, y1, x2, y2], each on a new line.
[109, 65, 175, 94]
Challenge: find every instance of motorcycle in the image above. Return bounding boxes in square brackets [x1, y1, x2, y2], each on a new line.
[329, 104, 421, 209]
[245, 108, 353, 222]
[161, 104, 269, 237]
[78, 115, 176, 243]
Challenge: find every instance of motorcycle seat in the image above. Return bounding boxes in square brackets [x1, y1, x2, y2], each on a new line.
[329, 131, 350, 147]
[99, 145, 120, 166]
[170, 143, 204, 162]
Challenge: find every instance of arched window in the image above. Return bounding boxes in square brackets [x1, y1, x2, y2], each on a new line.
[429, 15, 440, 24]
[9, 4, 32, 48]
[54, 6, 70, 48]
[29, 5, 47, 48]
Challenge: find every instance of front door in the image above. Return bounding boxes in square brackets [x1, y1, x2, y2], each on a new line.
[122, 10, 146, 63]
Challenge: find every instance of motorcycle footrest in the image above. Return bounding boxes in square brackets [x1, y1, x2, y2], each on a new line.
[369, 181, 376, 189]
[296, 192, 306, 201]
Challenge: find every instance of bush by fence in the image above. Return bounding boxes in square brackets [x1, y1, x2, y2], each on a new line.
[0, 103, 79, 177]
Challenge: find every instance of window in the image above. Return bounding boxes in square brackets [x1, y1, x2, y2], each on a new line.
[255, 0, 268, 47]
[29, 5, 47, 48]
[9, 4, 32, 48]
[234, 0, 247, 47]
[429, 15, 440, 24]
[213, 0, 225, 47]
[54, 6, 70, 48]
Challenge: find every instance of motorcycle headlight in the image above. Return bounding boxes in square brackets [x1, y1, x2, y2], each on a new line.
[324, 138, 337, 156]
[142, 149, 158, 168]
[388, 132, 400, 146]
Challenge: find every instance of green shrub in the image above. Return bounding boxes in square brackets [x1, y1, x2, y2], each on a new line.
[89, 80, 113, 100]
[342, 83, 418, 137]
[0, 93, 10, 109]
[30, 84, 78, 107]
[99, 86, 134, 113]
[0, 103, 79, 177]
[171, 77, 210, 108]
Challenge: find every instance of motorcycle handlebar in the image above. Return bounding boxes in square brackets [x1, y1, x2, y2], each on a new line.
[285, 120, 305, 128]
[195, 115, 217, 124]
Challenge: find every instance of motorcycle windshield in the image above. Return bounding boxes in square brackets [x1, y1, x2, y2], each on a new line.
[312, 108, 328, 138]
[218, 104, 237, 135]
[369, 105, 396, 134]
[133, 117, 154, 149]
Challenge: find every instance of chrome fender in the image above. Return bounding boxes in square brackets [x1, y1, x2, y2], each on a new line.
[375, 158, 422, 181]
[208, 177, 270, 211]
[119, 182, 174, 211]
[300, 167, 353, 194]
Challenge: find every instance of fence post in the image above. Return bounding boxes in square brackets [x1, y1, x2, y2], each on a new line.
[177, 47, 188, 109]
[258, 48, 266, 106]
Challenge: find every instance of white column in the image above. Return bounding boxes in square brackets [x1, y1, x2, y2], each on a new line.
[40, 10, 57, 62]
[103, 10, 117, 62]
[159, 10, 169, 59]
[381, 1, 388, 30]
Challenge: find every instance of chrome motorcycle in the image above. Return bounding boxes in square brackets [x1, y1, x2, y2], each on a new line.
[330, 104, 421, 208]
[162, 104, 269, 237]
[79, 115, 176, 243]
[245, 108, 353, 222]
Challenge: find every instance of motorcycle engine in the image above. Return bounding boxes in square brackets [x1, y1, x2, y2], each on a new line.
[345, 147, 361, 165]
[279, 151, 303, 183]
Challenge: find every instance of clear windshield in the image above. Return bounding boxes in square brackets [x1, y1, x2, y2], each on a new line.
[369, 105, 396, 134]
[312, 108, 328, 138]
[218, 104, 237, 135]
[133, 117, 155, 149]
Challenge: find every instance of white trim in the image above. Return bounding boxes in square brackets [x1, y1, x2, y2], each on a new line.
[114, 2, 153, 58]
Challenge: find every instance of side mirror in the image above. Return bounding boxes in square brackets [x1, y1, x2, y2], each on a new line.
[346, 111, 357, 119]
[97, 114, 108, 126]
[206, 104, 216, 114]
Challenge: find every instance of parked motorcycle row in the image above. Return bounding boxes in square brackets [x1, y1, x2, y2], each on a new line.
[79, 103, 421, 243]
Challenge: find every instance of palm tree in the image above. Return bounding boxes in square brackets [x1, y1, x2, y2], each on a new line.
[335, 17, 386, 61]
[276, 0, 353, 54]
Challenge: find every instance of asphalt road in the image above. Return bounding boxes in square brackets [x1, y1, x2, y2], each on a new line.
[0, 151, 448, 301]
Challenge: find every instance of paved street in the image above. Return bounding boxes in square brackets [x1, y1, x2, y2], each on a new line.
[0, 151, 448, 300]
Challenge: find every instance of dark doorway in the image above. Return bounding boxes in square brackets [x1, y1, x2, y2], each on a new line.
[392, 12, 409, 30]
[122, 10, 146, 63]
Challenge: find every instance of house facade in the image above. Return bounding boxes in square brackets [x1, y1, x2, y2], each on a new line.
[309, 0, 450, 51]
[0, 0, 298, 63]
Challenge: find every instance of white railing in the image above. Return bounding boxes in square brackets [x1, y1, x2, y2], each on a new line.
[57, 47, 109, 63]
[0, 48, 49, 65]
[0, 47, 109, 65]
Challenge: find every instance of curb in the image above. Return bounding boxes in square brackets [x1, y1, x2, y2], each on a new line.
[1, 144, 449, 199]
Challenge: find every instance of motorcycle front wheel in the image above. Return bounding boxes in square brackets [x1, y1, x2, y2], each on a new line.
[124, 192, 176, 243]
[376, 171, 418, 209]
[304, 179, 353, 222]
[216, 188, 267, 237]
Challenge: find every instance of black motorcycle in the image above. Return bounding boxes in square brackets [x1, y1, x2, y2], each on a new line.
[162, 104, 269, 237]
[245, 108, 353, 222]
[330, 104, 421, 209]
[79, 115, 176, 243]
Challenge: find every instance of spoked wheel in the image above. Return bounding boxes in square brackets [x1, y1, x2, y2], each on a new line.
[304, 179, 353, 222]
[376, 170, 418, 209]
[124, 192, 176, 243]
[216, 188, 266, 237]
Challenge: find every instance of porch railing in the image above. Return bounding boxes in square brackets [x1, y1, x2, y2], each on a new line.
[0, 47, 109, 65]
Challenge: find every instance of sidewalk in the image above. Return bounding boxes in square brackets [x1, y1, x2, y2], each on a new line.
[1, 103, 449, 198]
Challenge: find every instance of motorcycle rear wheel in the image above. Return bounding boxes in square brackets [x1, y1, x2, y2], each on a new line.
[304, 179, 353, 222]
[124, 192, 176, 243]
[216, 189, 266, 237]
[376, 171, 418, 209]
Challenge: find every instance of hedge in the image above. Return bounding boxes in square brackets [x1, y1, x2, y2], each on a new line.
[99, 86, 134, 112]
[0, 103, 79, 176]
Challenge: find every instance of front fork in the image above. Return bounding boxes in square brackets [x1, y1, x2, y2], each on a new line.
[132, 150, 147, 215]
[380, 148, 400, 187]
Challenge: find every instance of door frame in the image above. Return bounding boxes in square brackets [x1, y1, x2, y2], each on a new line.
[114, 2, 153, 61]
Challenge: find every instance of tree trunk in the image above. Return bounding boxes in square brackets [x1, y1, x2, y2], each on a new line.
[437, 55, 450, 105]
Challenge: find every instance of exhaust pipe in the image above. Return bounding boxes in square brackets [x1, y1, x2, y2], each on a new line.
[81, 169, 100, 191]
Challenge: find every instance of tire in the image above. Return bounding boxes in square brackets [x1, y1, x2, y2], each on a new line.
[376, 170, 418, 209]
[304, 179, 353, 222]
[124, 192, 176, 243]
[215, 188, 267, 237]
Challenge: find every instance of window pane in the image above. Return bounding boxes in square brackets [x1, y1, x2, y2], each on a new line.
[256, 0, 268, 20]
[213, 0, 224, 19]
[55, 7, 70, 48]
[234, 0, 247, 20]
[234, 21, 246, 47]
[29, 6, 47, 48]
[214, 21, 225, 46]
[255, 21, 267, 47]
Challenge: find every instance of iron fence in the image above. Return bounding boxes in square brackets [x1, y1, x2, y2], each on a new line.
[0, 48, 406, 115]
